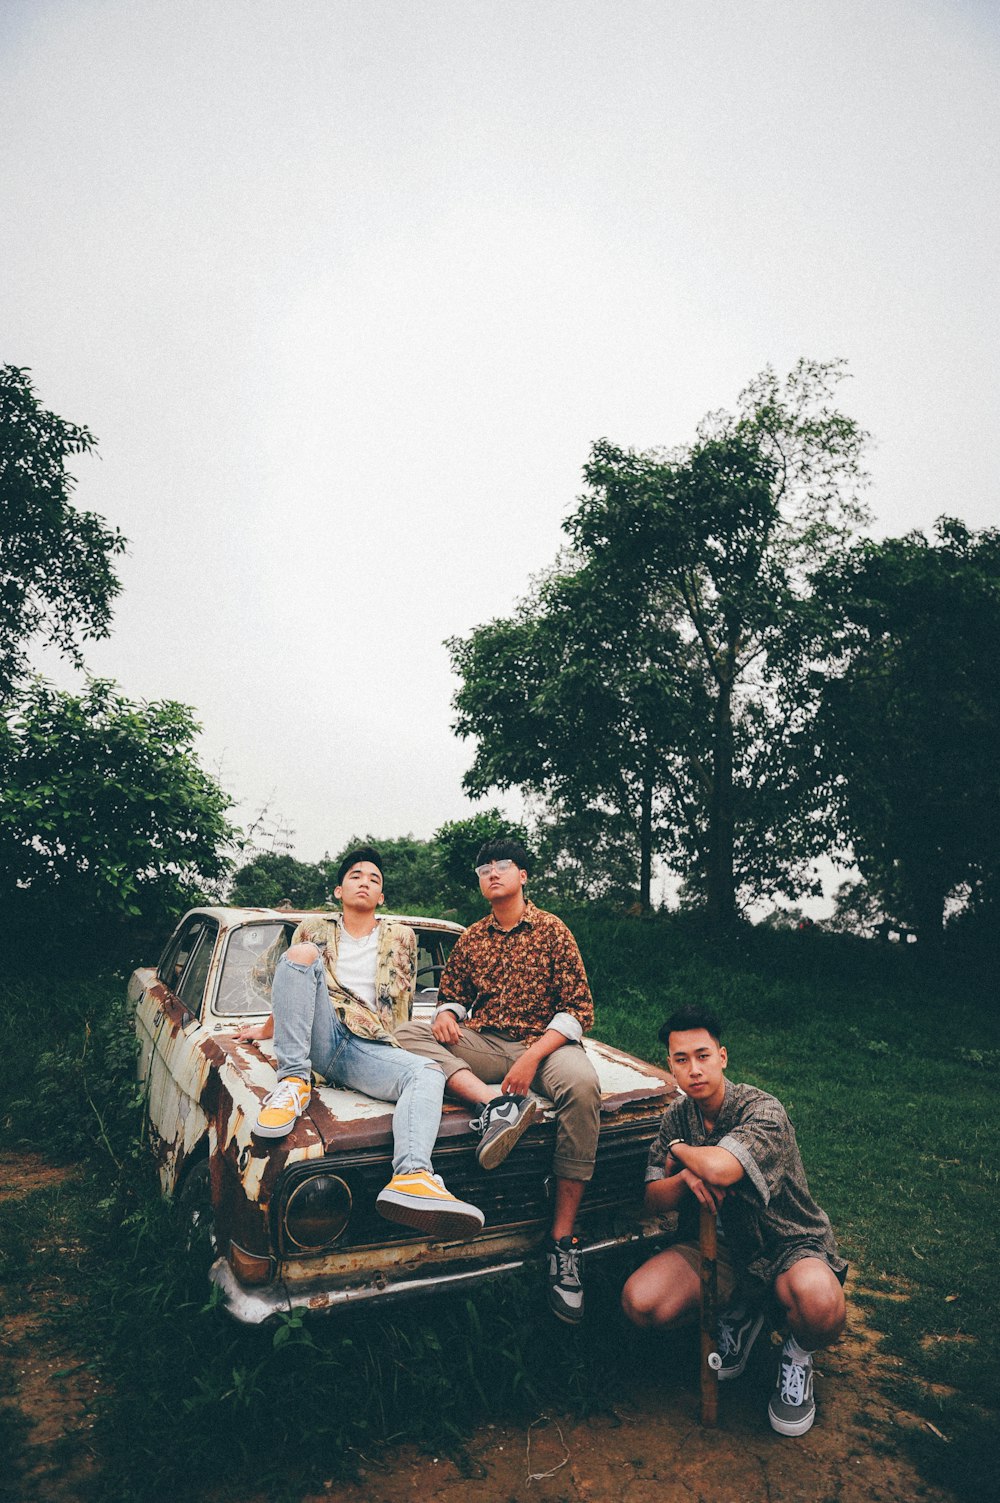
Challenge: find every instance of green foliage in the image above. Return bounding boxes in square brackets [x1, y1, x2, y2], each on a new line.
[815, 517, 1000, 944]
[229, 851, 333, 909]
[450, 359, 870, 924]
[0, 365, 126, 700]
[433, 809, 533, 912]
[333, 832, 450, 914]
[0, 676, 235, 954]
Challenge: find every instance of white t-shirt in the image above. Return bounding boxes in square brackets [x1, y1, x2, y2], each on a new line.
[334, 923, 379, 1006]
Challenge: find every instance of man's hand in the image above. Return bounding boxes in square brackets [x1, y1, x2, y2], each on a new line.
[432, 1009, 463, 1044]
[678, 1167, 726, 1211]
[500, 1053, 537, 1098]
[235, 1021, 270, 1042]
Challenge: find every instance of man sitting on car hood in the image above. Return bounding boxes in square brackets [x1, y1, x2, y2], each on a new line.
[237, 846, 484, 1240]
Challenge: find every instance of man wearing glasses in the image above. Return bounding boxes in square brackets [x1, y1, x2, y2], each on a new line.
[395, 838, 600, 1323]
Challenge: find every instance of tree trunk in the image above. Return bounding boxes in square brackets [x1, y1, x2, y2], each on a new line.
[706, 676, 737, 931]
[639, 756, 653, 912]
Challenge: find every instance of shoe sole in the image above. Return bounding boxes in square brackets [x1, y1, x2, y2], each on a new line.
[376, 1192, 485, 1241]
[252, 1114, 306, 1139]
[476, 1098, 539, 1171]
[717, 1310, 766, 1381]
[768, 1402, 816, 1436]
[548, 1295, 584, 1325]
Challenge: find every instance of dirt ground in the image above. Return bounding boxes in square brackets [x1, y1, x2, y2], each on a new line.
[3, 1151, 956, 1503]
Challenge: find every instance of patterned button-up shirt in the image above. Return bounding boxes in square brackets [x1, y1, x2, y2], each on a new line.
[436, 900, 593, 1043]
[646, 1078, 846, 1290]
[251, 914, 416, 1046]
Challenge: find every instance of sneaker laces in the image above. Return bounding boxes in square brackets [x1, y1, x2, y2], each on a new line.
[265, 1079, 304, 1110]
[470, 1100, 504, 1133]
[778, 1354, 810, 1405]
[551, 1239, 581, 1288]
[716, 1309, 745, 1359]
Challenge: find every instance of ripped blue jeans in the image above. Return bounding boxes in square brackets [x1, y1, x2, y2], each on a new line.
[271, 951, 445, 1176]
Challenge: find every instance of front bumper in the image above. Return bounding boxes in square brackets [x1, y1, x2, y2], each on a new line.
[207, 1224, 661, 1324]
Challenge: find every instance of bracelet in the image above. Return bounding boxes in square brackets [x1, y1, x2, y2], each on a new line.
[667, 1137, 685, 1155]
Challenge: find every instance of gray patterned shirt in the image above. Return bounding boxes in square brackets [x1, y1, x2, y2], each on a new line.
[646, 1078, 847, 1291]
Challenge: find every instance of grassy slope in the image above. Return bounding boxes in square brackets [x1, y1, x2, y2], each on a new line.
[1, 917, 997, 1501]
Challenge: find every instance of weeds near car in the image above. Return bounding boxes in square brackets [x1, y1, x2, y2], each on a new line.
[1, 919, 998, 1502]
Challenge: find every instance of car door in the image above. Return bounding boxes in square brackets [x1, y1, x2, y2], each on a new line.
[135, 914, 220, 1193]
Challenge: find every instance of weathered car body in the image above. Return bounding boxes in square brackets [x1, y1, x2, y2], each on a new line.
[130, 906, 676, 1324]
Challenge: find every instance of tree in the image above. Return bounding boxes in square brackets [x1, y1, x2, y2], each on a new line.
[433, 811, 533, 916]
[332, 834, 446, 914]
[814, 518, 1000, 946]
[0, 366, 126, 699]
[450, 360, 870, 926]
[448, 564, 696, 909]
[229, 852, 332, 909]
[0, 677, 235, 943]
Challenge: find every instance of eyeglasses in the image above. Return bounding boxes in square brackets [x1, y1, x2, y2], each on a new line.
[474, 859, 515, 877]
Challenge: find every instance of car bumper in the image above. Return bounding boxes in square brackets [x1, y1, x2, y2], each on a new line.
[207, 1224, 660, 1324]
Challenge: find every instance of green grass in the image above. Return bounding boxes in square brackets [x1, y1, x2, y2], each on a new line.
[1, 917, 997, 1501]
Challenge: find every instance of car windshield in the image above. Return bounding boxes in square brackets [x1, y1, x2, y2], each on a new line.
[211, 919, 459, 1016]
[213, 921, 290, 1015]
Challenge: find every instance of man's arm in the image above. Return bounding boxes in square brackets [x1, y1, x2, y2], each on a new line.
[431, 931, 477, 1042]
[668, 1140, 745, 1189]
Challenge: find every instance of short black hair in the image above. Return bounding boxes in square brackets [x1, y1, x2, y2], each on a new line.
[336, 846, 385, 888]
[474, 837, 532, 877]
[657, 1004, 724, 1049]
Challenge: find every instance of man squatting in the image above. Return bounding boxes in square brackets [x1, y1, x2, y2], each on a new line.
[622, 1004, 847, 1436]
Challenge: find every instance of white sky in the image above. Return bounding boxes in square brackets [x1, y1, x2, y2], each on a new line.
[2, 0, 997, 894]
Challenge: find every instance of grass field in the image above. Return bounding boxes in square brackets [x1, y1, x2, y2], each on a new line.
[1, 913, 997, 1502]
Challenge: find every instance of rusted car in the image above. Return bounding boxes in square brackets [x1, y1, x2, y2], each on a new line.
[129, 906, 676, 1324]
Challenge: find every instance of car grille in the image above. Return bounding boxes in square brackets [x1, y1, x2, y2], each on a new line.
[274, 1115, 657, 1256]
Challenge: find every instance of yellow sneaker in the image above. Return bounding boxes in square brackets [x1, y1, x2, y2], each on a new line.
[254, 1076, 311, 1138]
[376, 1170, 485, 1240]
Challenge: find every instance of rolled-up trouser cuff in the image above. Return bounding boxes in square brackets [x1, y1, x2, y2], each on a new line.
[551, 1154, 595, 1183]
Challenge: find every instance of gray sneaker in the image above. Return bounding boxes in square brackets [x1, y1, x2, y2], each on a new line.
[714, 1305, 766, 1381]
[470, 1094, 538, 1170]
[768, 1342, 816, 1436]
[546, 1235, 584, 1324]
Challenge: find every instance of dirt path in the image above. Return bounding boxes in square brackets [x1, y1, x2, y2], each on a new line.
[287, 1284, 954, 1503]
[2, 1151, 956, 1503]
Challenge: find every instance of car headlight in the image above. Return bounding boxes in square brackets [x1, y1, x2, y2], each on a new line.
[283, 1173, 352, 1252]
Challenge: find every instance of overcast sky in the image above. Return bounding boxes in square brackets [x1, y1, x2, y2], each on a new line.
[2, 0, 997, 898]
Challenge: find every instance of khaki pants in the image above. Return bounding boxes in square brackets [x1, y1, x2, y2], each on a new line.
[394, 1021, 601, 1182]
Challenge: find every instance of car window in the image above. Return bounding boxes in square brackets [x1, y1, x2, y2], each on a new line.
[158, 917, 212, 993]
[175, 923, 218, 1017]
[214, 921, 292, 1016]
[415, 930, 457, 992]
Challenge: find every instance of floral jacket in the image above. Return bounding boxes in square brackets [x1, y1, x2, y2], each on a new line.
[251, 914, 417, 1045]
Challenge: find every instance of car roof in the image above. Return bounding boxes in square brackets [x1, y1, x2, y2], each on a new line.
[182, 906, 465, 935]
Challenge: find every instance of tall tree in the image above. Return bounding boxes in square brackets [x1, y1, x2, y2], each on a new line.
[448, 561, 698, 909]
[0, 677, 234, 941]
[450, 360, 870, 926]
[0, 366, 126, 699]
[814, 518, 1000, 946]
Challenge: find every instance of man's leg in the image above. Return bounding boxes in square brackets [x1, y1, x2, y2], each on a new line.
[768, 1257, 846, 1437]
[622, 1246, 702, 1328]
[774, 1257, 846, 1349]
[254, 945, 335, 1137]
[393, 1023, 538, 1167]
[329, 1036, 485, 1239]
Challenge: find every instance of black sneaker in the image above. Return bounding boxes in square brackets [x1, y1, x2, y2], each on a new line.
[768, 1341, 816, 1436]
[470, 1094, 538, 1171]
[714, 1304, 766, 1381]
[546, 1234, 584, 1323]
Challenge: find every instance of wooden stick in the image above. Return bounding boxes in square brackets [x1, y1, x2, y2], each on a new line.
[699, 1201, 719, 1426]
